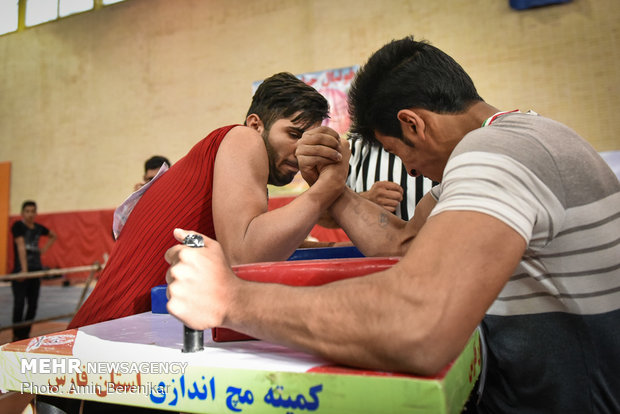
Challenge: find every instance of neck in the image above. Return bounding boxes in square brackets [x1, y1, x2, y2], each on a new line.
[428, 102, 500, 149]
[411, 102, 502, 182]
[464, 101, 501, 132]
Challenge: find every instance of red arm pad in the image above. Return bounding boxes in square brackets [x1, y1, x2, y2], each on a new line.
[213, 257, 400, 342]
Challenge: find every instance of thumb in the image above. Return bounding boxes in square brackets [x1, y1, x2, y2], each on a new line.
[173, 228, 191, 243]
[173, 228, 213, 247]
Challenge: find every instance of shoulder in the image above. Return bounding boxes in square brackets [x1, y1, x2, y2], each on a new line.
[223, 125, 263, 143]
[213, 125, 269, 186]
[219, 126, 267, 158]
[36, 223, 50, 234]
[191, 124, 244, 149]
[184, 125, 253, 161]
[214, 126, 268, 177]
[11, 221, 25, 235]
[209, 124, 242, 139]
[451, 115, 557, 188]
[456, 113, 569, 159]
[454, 113, 611, 206]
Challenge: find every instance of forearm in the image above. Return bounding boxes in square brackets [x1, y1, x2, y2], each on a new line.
[227, 180, 344, 264]
[16, 240, 28, 273]
[18, 251, 28, 273]
[329, 188, 413, 257]
[315, 209, 340, 229]
[225, 267, 446, 376]
[233, 209, 318, 264]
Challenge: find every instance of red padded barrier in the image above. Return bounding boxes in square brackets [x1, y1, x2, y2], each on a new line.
[4, 197, 347, 277]
[6, 210, 115, 278]
[213, 257, 401, 342]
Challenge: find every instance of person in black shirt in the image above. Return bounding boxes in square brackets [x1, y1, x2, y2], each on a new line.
[11, 200, 57, 340]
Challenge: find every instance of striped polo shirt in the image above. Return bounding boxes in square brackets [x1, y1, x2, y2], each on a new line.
[430, 112, 620, 412]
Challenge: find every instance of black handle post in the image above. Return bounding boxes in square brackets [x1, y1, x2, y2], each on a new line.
[181, 234, 205, 353]
[183, 325, 204, 353]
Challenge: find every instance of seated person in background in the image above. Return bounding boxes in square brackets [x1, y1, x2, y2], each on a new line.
[69, 72, 349, 329]
[134, 155, 171, 191]
[164, 36, 620, 413]
[347, 133, 436, 220]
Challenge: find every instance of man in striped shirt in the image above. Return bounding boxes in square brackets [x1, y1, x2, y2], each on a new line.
[164, 37, 620, 412]
[347, 133, 435, 220]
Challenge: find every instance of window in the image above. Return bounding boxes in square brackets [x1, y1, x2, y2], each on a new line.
[0, 0, 127, 35]
[59, 0, 94, 18]
[0, 1, 19, 35]
[26, 0, 58, 26]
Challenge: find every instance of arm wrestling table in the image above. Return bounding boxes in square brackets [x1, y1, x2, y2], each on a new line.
[0, 254, 481, 413]
[0, 314, 480, 413]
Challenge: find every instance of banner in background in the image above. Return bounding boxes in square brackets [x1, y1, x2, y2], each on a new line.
[297, 66, 359, 136]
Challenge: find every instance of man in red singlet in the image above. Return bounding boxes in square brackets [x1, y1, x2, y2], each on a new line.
[69, 72, 350, 328]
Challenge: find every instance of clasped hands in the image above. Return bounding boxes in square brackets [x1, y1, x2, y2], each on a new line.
[296, 127, 403, 212]
[295, 126, 351, 186]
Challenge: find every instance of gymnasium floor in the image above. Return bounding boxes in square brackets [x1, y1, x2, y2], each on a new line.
[0, 281, 94, 345]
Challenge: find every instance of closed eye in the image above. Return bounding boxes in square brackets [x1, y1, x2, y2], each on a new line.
[287, 127, 304, 140]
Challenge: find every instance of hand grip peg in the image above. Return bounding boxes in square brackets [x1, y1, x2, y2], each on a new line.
[181, 234, 205, 353]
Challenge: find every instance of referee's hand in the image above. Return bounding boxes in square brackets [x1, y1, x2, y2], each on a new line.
[361, 181, 404, 212]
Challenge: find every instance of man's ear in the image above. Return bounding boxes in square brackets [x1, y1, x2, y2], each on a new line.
[246, 114, 264, 134]
[397, 109, 426, 141]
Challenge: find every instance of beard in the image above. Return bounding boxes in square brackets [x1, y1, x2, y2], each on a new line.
[262, 130, 297, 186]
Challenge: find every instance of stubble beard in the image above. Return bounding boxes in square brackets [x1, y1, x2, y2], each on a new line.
[262, 129, 296, 187]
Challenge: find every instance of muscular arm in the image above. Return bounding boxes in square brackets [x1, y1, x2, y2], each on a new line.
[315, 181, 405, 229]
[167, 211, 525, 375]
[326, 188, 437, 257]
[212, 126, 348, 265]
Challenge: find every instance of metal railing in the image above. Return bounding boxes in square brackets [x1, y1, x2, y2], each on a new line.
[0, 262, 103, 332]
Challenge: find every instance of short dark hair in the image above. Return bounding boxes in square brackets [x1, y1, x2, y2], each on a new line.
[348, 36, 483, 145]
[144, 155, 171, 172]
[245, 72, 329, 131]
[21, 200, 37, 211]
